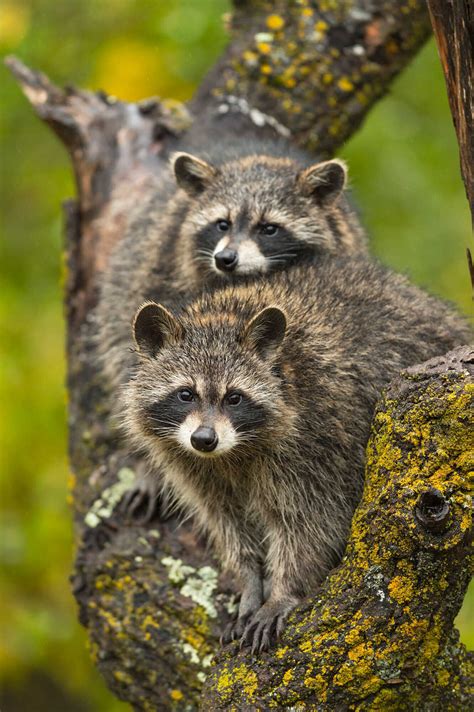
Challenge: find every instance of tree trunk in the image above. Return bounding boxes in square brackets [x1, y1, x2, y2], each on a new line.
[6, 1, 473, 709]
[427, 0, 473, 219]
[427, 0, 474, 298]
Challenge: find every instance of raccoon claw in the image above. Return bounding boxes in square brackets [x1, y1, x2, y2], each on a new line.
[120, 478, 162, 523]
[240, 599, 296, 654]
[220, 621, 236, 646]
[220, 614, 251, 646]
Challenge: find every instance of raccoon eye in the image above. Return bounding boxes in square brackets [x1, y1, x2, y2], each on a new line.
[216, 219, 231, 232]
[178, 388, 196, 403]
[224, 392, 243, 407]
[260, 223, 279, 236]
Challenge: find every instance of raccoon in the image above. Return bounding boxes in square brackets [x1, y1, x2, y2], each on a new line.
[96, 138, 366, 389]
[121, 254, 471, 651]
[170, 151, 365, 286]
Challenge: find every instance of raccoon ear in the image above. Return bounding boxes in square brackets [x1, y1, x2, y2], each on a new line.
[297, 159, 347, 206]
[243, 307, 287, 359]
[133, 302, 183, 356]
[171, 152, 217, 197]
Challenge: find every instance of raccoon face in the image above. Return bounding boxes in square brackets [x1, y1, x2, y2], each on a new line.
[172, 152, 347, 279]
[126, 302, 291, 463]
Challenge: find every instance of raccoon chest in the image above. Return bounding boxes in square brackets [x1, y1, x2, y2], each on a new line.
[162, 458, 255, 514]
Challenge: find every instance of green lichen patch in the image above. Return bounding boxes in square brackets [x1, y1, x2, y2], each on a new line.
[86, 550, 220, 710]
[84, 467, 136, 527]
[162, 556, 219, 618]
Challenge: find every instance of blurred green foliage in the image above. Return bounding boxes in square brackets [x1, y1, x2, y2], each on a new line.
[0, 1, 472, 709]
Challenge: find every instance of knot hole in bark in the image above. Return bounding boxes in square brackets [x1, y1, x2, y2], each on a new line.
[415, 487, 450, 533]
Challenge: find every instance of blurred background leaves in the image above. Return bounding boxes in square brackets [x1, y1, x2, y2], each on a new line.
[0, 1, 472, 710]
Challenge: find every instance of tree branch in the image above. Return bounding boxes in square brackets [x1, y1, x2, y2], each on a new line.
[7, 2, 472, 710]
[193, 0, 431, 156]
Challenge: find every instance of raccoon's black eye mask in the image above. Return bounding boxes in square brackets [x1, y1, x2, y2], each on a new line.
[145, 390, 194, 432]
[224, 396, 268, 433]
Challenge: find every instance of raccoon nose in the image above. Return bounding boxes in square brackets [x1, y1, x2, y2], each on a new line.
[215, 248, 238, 273]
[191, 426, 218, 452]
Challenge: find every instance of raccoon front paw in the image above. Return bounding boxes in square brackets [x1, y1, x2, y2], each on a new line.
[119, 474, 163, 523]
[221, 582, 263, 646]
[240, 598, 297, 654]
[220, 614, 252, 645]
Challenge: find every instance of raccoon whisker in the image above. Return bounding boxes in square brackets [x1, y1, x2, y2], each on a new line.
[267, 251, 298, 259]
[151, 431, 177, 440]
[193, 250, 216, 261]
[148, 419, 174, 427]
[146, 421, 181, 437]
[234, 438, 261, 450]
[225, 446, 259, 464]
[266, 254, 298, 263]
[147, 418, 181, 429]
[191, 256, 212, 264]
[194, 248, 216, 258]
[235, 437, 261, 445]
[190, 255, 217, 268]
[234, 426, 264, 437]
[265, 259, 294, 267]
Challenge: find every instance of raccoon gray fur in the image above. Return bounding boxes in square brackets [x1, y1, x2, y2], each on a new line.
[121, 254, 471, 651]
[96, 138, 366, 389]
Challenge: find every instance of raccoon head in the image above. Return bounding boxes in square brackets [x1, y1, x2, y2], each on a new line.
[171, 152, 348, 280]
[124, 301, 294, 466]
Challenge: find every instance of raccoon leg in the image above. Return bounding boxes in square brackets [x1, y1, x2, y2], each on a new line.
[241, 530, 303, 653]
[209, 510, 264, 646]
[221, 564, 264, 644]
[161, 482, 265, 646]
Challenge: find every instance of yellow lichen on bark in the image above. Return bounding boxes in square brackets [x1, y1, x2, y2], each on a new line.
[206, 0, 431, 155]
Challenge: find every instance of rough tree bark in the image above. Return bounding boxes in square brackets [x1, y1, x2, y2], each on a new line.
[427, 0, 473, 218]
[6, 1, 473, 710]
[427, 0, 474, 298]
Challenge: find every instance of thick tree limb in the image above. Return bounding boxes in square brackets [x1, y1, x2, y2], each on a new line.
[4, 55, 192, 327]
[193, 0, 431, 156]
[6, 2, 472, 710]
